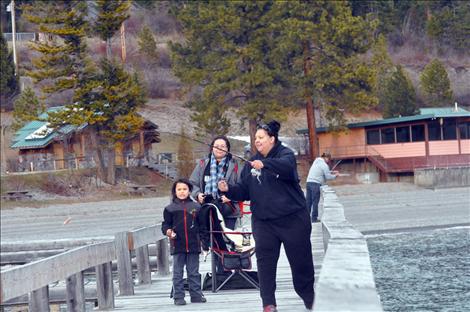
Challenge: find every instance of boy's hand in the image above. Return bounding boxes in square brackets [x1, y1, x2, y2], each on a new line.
[166, 229, 176, 239]
[197, 193, 205, 203]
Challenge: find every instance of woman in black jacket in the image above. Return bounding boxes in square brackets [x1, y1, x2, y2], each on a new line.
[218, 121, 315, 312]
[162, 178, 207, 306]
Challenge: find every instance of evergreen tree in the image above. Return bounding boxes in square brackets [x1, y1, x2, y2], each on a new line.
[371, 35, 394, 110]
[94, 0, 131, 59]
[383, 65, 418, 118]
[426, 1, 470, 52]
[137, 25, 158, 64]
[12, 86, 45, 131]
[420, 58, 453, 107]
[0, 29, 18, 110]
[48, 59, 147, 184]
[269, 0, 378, 157]
[185, 94, 231, 138]
[171, 1, 377, 157]
[176, 126, 194, 179]
[171, 1, 293, 149]
[22, 1, 89, 96]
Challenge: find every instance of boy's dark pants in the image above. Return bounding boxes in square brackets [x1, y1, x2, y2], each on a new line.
[252, 209, 315, 307]
[172, 253, 203, 299]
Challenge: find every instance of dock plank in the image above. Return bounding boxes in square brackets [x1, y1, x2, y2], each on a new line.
[114, 223, 324, 312]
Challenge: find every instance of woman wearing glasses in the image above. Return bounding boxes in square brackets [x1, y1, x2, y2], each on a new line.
[218, 121, 315, 312]
[190, 135, 241, 230]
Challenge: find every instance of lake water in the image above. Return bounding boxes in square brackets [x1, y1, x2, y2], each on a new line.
[367, 226, 470, 312]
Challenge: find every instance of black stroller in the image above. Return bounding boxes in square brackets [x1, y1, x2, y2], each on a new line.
[199, 201, 259, 292]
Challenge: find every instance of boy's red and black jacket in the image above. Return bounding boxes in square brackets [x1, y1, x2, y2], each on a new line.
[161, 198, 206, 255]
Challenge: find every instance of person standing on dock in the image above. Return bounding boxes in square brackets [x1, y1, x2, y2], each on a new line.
[306, 151, 339, 223]
[218, 120, 315, 312]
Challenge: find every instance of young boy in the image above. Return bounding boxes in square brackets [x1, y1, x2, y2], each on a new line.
[162, 178, 207, 306]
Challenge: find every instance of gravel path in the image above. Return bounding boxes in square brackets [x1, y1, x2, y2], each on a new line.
[1, 196, 171, 244]
[1, 183, 469, 245]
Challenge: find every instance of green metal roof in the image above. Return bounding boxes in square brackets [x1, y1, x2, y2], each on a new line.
[297, 107, 470, 134]
[10, 107, 84, 150]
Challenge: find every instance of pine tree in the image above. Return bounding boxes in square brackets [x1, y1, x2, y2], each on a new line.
[22, 1, 89, 97]
[176, 126, 194, 179]
[0, 29, 18, 110]
[12, 86, 45, 131]
[420, 58, 453, 107]
[383, 65, 418, 118]
[170, 1, 294, 149]
[137, 25, 159, 64]
[47, 59, 147, 184]
[261, 1, 378, 157]
[371, 35, 395, 110]
[185, 94, 231, 138]
[94, 0, 131, 59]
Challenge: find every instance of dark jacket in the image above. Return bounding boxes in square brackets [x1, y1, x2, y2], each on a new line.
[161, 198, 203, 255]
[226, 141, 306, 220]
[189, 156, 241, 219]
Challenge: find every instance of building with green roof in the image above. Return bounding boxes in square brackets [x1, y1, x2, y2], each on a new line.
[297, 106, 470, 181]
[10, 107, 160, 172]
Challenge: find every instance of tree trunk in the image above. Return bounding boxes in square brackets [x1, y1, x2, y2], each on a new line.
[306, 98, 318, 160]
[304, 42, 318, 161]
[89, 128, 106, 183]
[106, 38, 112, 59]
[1, 125, 8, 174]
[106, 147, 116, 185]
[249, 118, 257, 156]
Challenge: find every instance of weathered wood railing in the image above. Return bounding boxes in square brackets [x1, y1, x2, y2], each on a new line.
[0, 224, 170, 311]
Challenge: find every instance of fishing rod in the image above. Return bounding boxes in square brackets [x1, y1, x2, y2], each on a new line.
[158, 131, 278, 182]
[159, 131, 251, 163]
[331, 159, 342, 171]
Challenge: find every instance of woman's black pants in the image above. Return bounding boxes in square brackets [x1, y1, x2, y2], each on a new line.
[252, 209, 315, 307]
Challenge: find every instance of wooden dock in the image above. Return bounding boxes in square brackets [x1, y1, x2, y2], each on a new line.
[113, 223, 324, 312]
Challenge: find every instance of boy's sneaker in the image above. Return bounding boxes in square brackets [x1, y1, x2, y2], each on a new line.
[174, 298, 186, 305]
[191, 296, 207, 303]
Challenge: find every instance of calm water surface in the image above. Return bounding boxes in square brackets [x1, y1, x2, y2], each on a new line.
[367, 227, 470, 312]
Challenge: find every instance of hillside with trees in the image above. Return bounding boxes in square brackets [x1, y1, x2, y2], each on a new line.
[1, 0, 469, 169]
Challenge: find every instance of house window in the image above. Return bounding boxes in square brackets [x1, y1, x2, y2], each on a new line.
[411, 124, 425, 142]
[366, 129, 380, 144]
[428, 121, 441, 141]
[381, 128, 395, 144]
[396, 126, 410, 143]
[458, 122, 470, 139]
[442, 119, 457, 140]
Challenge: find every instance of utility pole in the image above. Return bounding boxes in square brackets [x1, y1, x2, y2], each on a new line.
[120, 21, 126, 63]
[8, 0, 18, 75]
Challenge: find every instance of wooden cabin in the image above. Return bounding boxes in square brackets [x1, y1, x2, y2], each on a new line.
[298, 106, 470, 181]
[10, 107, 160, 172]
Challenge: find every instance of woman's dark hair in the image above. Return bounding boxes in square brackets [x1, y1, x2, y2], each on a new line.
[171, 178, 193, 199]
[257, 120, 281, 142]
[209, 135, 231, 154]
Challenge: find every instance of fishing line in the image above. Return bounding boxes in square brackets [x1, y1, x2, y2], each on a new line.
[158, 131, 251, 163]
